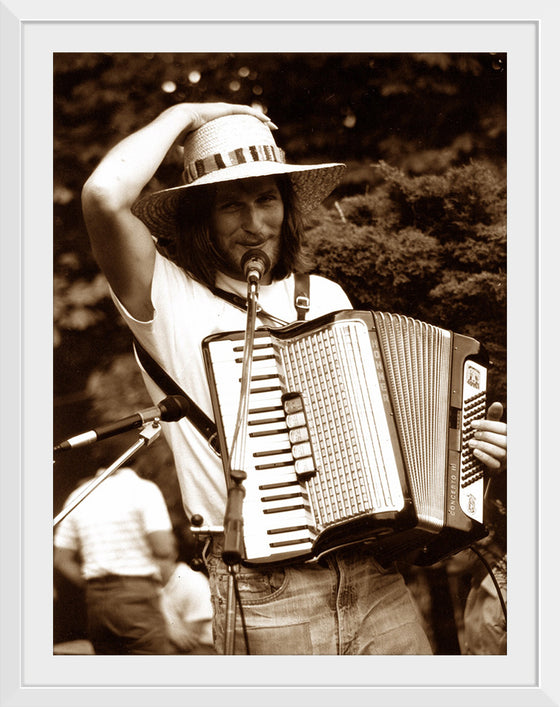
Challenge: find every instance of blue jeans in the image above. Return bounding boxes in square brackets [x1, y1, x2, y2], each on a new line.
[206, 541, 433, 655]
[85, 575, 172, 654]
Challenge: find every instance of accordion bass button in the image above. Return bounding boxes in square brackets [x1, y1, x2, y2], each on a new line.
[292, 441, 312, 459]
[288, 427, 309, 444]
[295, 457, 317, 481]
[286, 411, 306, 428]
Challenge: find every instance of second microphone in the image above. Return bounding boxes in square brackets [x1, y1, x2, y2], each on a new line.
[54, 395, 190, 451]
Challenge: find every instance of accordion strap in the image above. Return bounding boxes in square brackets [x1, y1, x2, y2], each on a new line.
[132, 338, 221, 456]
[293, 272, 310, 321]
[130, 273, 310, 455]
[211, 272, 310, 324]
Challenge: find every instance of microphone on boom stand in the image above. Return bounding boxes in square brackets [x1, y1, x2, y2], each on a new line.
[221, 249, 271, 569]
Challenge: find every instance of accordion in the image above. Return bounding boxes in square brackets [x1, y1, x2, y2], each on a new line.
[202, 310, 489, 566]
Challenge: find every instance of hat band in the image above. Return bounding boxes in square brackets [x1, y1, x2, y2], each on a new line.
[182, 144, 286, 185]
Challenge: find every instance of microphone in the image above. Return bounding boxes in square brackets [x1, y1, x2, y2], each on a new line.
[241, 249, 271, 285]
[54, 395, 190, 451]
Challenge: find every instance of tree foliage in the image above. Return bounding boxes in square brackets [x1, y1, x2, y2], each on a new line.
[306, 160, 506, 402]
[53, 51, 507, 503]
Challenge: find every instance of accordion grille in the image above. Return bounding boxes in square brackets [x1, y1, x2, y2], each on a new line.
[278, 319, 406, 529]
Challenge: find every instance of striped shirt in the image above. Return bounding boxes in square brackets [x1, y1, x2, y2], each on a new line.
[54, 467, 173, 581]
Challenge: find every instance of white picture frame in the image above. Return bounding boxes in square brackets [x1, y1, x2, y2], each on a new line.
[1, 4, 555, 706]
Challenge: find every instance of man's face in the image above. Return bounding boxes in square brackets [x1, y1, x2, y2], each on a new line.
[210, 176, 284, 284]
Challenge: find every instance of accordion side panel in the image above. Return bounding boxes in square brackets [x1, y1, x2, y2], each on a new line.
[449, 333, 488, 527]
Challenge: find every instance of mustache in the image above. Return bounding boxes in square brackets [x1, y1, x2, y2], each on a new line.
[237, 236, 267, 247]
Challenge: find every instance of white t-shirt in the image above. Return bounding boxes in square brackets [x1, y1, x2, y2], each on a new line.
[111, 251, 352, 526]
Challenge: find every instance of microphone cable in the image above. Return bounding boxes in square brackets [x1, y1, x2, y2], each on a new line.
[469, 545, 507, 627]
[231, 571, 251, 654]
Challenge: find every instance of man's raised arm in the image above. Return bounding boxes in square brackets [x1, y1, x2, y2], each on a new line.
[81, 102, 274, 321]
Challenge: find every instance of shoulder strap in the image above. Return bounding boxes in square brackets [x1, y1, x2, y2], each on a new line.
[132, 338, 221, 456]
[209, 286, 249, 312]
[211, 272, 311, 323]
[294, 272, 310, 321]
[209, 286, 287, 327]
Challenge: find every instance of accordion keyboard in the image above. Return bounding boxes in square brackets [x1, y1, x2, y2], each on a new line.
[205, 336, 316, 563]
[277, 319, 406, 527]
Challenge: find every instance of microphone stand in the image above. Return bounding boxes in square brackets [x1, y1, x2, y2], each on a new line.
[53, 421, 162, 527]
[220, 272, 262, 654]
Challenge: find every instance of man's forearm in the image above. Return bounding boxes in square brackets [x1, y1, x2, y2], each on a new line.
[82, 104, 198, 210]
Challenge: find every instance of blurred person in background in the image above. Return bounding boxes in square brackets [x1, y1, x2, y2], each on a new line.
[462, 552, 507, 654]
[81, 101, 507, 654]
[159, 539, 216, 654]
[53, 465, 176, 654]
[462, 473, 507, 655]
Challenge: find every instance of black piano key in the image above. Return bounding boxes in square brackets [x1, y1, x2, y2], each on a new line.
[233, 342, 272, 352]
[259, 481, 302, 490]
[263, 503, 307, 515]
[269, 537, 312, 548]
[249, 385, 283, 394]
[260, 492, 308, 503]
[249, 405, 284, 415]
[254, 460, 296, 470]
[253, 448, 293, 457]
[249, 428, 289, 438]
[267, 524, 310, 535]
[248, 416, 287, 426]
[235, 354, 276, 364]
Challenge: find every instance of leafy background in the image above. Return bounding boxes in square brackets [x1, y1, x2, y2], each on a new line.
[53, 53, 506, 652]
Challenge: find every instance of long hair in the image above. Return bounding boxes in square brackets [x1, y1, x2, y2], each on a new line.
[158, 175, 310, 288]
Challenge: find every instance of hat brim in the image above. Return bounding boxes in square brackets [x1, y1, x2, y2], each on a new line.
[131, 161, 346, 241]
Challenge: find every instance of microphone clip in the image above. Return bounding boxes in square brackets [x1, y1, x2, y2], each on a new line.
[137, 419, 163, 446]
[241, 249, 271, 287]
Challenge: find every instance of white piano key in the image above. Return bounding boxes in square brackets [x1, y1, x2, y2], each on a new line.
[254, 472, 301, 489]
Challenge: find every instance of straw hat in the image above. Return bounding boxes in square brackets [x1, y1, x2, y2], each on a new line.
[131, 114, 346, 240]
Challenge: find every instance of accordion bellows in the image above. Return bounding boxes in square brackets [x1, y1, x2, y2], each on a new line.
[203, 310, 489, 566]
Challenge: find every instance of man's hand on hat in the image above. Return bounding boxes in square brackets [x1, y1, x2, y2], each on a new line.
[173, 102, 278, 144]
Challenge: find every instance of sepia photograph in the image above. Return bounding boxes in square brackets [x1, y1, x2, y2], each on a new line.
[52, 50, 508, 659]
